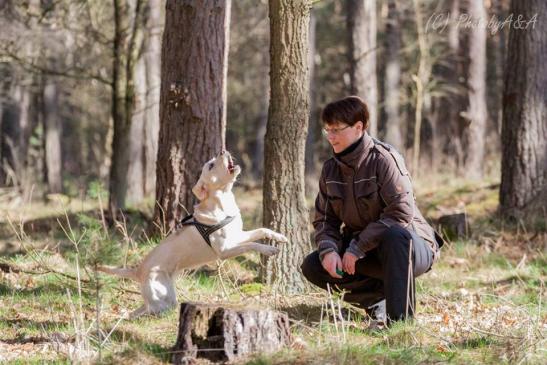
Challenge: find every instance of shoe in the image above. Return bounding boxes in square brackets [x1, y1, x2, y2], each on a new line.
[366, 299, 387, 330]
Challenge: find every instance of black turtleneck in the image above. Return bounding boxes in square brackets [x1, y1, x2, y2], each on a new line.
[334, 135, 364, 158]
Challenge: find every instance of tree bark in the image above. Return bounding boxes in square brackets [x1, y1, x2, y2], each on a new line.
[172, 302, 291, 364]
[347, 0, 377, 136]
[500, 0, 546, 218]
[262, 0, 312, 293]
[43, 82, 63, 194]
[152, 0, 230, 235]
[462, 0, 488, 179]
[383, 0, 403, 152]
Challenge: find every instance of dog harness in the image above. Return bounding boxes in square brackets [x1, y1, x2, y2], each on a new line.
[177, 214, 235, 247]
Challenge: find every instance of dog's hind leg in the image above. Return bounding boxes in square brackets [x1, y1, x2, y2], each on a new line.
[219, 242, 279, 260]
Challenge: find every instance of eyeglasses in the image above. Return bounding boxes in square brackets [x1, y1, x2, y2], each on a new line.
[322, 124, 351, 136]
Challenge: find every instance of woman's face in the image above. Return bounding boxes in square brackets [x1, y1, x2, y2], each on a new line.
[323, 121, 364, 153]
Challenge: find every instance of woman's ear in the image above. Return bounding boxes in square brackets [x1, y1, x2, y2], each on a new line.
[192, 179, 208, 201]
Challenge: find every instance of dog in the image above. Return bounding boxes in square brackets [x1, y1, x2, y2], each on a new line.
[98, 150, 288, 319]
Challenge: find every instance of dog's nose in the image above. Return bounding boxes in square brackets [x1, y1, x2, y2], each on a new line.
[220, 149, 225, 155]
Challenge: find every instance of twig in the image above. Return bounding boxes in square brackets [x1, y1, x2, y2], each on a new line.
[469, 325, 523, 340]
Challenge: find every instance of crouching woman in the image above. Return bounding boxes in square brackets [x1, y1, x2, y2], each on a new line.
[301, 96, 443, 326]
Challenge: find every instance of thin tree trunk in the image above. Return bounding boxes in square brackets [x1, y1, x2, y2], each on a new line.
[411, 0, 428, 176]
[126, 55, 146, 204]
[109, 0, 145, 215]
[143, 0, 162, 197]
[152, 0, 230, 235]
[383, 0, 403, 151]
[262, 0, 312, 293]
[305, 9, 317, 183]
[462, 0, 487, 180]
[13, 83, 33, 195]
[347, 0, 377, 136]
[435, 0, 465, 172]
[43, 82, 62, 193]
[500, 0, 546, 218]
[252, 98, 268, 180]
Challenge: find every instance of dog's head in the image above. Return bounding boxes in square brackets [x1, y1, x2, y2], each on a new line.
[192, 150, 241, 201]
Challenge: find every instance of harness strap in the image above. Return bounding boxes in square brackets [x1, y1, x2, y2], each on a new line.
[178, 214, 235, 247]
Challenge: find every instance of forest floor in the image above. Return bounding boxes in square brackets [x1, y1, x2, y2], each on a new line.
[0, 177, 545, 364]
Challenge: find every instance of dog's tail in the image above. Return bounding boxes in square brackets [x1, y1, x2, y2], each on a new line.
[96, 265, 138, 281]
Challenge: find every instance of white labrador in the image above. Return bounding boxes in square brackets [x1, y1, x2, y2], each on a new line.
[98, 151, 287, 319]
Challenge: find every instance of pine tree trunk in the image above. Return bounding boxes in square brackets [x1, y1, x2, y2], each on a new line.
[462, 0, 488, 179]
[383, 0, 403, 151]
[43, 82, 62, 194]
[152, 0, 230, 235]
[347, 0, 377, 136]
[262, 0, 312, 293]
[500, 0, 547, 217]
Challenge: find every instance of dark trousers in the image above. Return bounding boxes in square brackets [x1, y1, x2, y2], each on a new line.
[301, 225, 433, 322]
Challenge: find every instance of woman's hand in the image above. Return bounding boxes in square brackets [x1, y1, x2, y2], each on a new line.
[342, 252, 358, 275]
[321, 251, 343, 278]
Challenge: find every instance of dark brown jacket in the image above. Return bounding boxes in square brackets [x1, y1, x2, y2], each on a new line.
[314, 133, 440, 260]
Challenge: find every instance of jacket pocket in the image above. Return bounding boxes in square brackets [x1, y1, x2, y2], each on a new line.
[355, 182, 381, 222]
[326, 182, 345, 217]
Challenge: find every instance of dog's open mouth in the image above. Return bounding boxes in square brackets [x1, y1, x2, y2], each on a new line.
[228, 156, 235, 174]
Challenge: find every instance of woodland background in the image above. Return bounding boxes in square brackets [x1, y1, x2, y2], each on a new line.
[0, 0, 545, 363]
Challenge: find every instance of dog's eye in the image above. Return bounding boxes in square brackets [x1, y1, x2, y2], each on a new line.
[208, 163, 214, 171]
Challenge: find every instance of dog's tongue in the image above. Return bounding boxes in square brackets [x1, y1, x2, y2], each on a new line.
[228, 157, 234, 173]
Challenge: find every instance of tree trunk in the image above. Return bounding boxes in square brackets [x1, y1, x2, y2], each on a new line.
[431, 0, 464, 173]
[126, 55, 146, 204]
[500, 0, 546, 218]
[462, 0, 488, 180]
[143, 0, 162, 197]
[109, 0, 146, 215]
[262, 0, 312, 293]
[305, 8, 318, 183]
[172, 302, 291, 364]
[347, 0, 377, 136]
[383, 0, 403, 151]
[152, 0, 230, 235]
[43, 82, 63, 194]
[13, 83, 33, 195]
[252, 97, 268, 181]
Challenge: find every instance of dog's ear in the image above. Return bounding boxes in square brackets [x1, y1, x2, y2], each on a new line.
[192, 179, 208, 201]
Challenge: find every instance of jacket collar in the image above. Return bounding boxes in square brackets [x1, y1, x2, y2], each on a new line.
[333, 132, 374, 170]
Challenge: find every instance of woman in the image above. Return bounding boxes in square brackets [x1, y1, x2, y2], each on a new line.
[301, 96, 443, 326]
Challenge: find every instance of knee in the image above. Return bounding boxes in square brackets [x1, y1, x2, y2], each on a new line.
[300, 251, 321, 281]
[379, 225, 411, 251]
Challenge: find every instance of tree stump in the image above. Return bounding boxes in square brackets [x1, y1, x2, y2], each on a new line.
[172, 302, 292, 364]
[438, 213, 468, 240]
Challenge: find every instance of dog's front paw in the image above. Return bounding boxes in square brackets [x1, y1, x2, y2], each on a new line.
[275, 234, 289, 243]
[262, 246, 280, 257]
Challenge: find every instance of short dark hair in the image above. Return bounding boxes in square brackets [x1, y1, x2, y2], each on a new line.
[321, 96, 370, 130]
